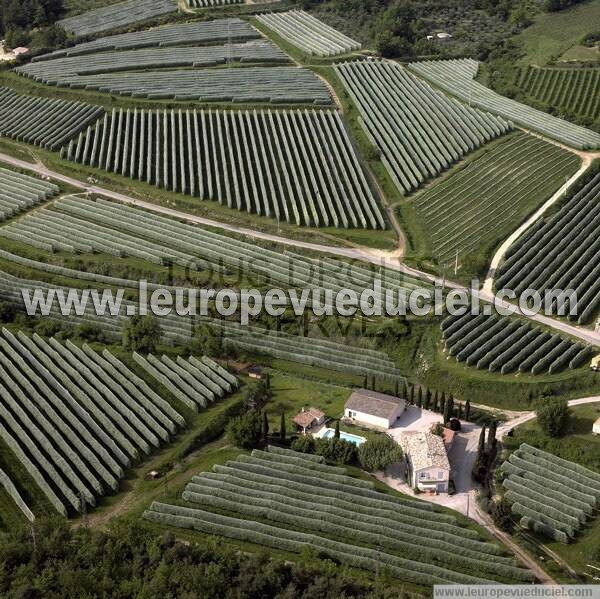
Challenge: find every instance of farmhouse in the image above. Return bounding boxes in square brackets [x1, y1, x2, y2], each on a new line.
[400, 431, 450, 494]
[293, 407, 325, 433]
[344, 389, 406, 430]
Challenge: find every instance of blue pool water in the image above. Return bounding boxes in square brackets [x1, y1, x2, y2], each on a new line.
[322, 428, 366, 446]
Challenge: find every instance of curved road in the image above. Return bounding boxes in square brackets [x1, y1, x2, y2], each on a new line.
[1, 151, 599, 346]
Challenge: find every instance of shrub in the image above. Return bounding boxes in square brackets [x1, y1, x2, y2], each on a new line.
[291, 436, 316, 454]
[315, 438, 357, 465]
[226, 411, 263, 450]
[122, 315, 161, 353]
[358, 435, 403, 472]
[536, 398, 569, 437]
[491, 497, 514, 533]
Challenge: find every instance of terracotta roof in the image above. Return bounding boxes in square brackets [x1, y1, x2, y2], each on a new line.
[293, 407, 324, 429]
[400, 432, 450, 472]
[345, 389, 405, 419]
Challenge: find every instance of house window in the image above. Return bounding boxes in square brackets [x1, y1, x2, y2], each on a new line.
[419, 472, 427, 479]
[348, 411, 356, 419]
[438, 471, 445, 479]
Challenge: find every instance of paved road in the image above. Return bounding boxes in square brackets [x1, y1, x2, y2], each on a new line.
[1, 151, 599, 347]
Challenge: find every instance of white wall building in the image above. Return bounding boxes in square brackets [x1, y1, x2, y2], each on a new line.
[400, 431, 450, 494]
[593, 417, 600, 435]
[344, 389, 406, 430]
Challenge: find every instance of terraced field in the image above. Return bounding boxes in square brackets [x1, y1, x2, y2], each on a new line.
[0, 87, 104, 150]
[144, 446, 533, 585]
[0, 168, 59, 222]
[515, 66, 600, 121]
[0, 270, 193, 343]
[501, 444, 600, 543]
[335, 60, 512, 194]
[39, 66, 330, 104]
[257, 10, 360, 57]
[58, 0, 177, 38]
[0, 196, 426, 301]
[200, 318, 405, 382]
[496, 172, 600, 325]
[408, 59, 600, 150]
[16, 41, 289, 85]
[0, 468, 34, 523]
[441, 310, 593, 375]
[36, 19, 260, 60]
[0, 330, 193, 516]
[413, 133, 580, 265]
[61, 109, 382, 228]
[188, 0, 243, 7]
[132, 353, 238, 413]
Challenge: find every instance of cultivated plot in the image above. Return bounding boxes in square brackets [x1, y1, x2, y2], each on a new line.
[61, 109, 383, 228]
[412, 133, 580, 264]
[16, 41, 290, 85]
[502, 444, 600, 543]
[0, 330, 190, 516]
[408, 59, 600, 149]
[515, 66, 600, 121]
[441, 310, 593, 375]
[0, 167, 59, 222]
[336, 60, 512, 194]
[257, 10, 360, 57]
[0, 86, 104, 150]
[144, 446, 533, 586]
[58, 0, 177, 38]
[496, 172, 600, 325]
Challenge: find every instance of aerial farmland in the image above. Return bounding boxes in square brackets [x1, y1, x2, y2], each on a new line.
[0, 0, 598, 595]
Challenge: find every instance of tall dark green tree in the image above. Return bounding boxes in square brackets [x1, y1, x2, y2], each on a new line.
[280, 412, 286, 441]
[443, 395, 454, 424]
[417, 387, 423, 408]
[262, 411, 269, 440]
[424, 389, 432, 410]
[334, 419, 340, 439]
[465, 399, 471, 421]
[409, 385, 415, 405]
[487, 420, 497, 451]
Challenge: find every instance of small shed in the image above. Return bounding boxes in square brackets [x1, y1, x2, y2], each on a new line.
[247, 366, 263, 380]
[293, 407, 325, 433]
[591, 355, 600, 372]
[593, 417, 600, 435]
[344, 389, 406, 430]
[12, 47, 29, 56]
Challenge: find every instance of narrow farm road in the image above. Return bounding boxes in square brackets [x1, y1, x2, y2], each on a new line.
[483, 141, 600, 294]
[0, 151, 599, 346]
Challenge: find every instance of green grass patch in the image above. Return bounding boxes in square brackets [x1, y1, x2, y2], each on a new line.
[514, 1, 600, 66]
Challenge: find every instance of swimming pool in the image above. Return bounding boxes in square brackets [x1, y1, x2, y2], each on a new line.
[320, 428, 366, 446]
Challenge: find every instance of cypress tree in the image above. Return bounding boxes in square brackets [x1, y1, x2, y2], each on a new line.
[458, 402, 463, 419]
[417, 387, 423, 408]
[334, 419, 340, 439]
[363, 375, 368, 388]
[402, 381, 408, 400]
[443, 395, 453, 424]
[394, 379, 399, 396]
[262, 411, 269, 440]
[280, 413, 286, 441]
[478, 424, 486, 457]
[465, 399, 471, 421]
[433, 390, 439, 413]
[409, 385, 415, 405]
[425, 389, 432, 410]
[488, 420, 497, 451]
